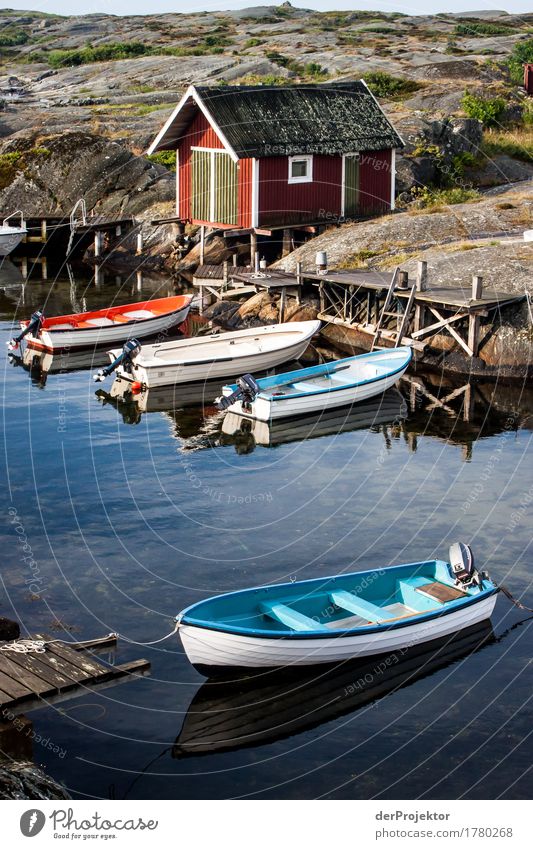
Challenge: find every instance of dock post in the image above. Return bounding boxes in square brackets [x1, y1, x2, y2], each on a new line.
[115, 225, 122, 237]
[40, 218, 47, 244]
[282, 228, 292, 257]
[94, 231, 103, 257]
[136, 232, 143, 255]
[414, 260, 427, 333]
[280, 286, 286, 322]
[200, 225, 205, 264]
[136, 270, 143, 292]
[250, 231, 257, 267]
[468, 275, 483, 357]
[21, 256, 28, 280]
[41, 257, 47, 281]
[296, 261, 303, 305]
[223, 261, 228, 292]
[232, 253, 238, 267]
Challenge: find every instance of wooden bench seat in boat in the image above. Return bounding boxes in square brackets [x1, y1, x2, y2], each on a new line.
[260, 602, 327, 632]
[329, 590, 396, 623]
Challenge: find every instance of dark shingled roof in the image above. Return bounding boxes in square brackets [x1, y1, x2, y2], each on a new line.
[151, 82, 403, 157]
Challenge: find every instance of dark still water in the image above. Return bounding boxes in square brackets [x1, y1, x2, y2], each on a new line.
[1, 258, 532, 800]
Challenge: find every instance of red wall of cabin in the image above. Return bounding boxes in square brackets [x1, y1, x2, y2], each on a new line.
[257, 155, 342, 227]
[358, 149, 392, 214]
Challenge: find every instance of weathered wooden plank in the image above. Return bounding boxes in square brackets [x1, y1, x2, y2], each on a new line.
[0, 687, 16, 706]
[0, 654, 59, 697]
[0, 650, 77, 691]
[70, 634, 117, 651]
[34, 635, 108, 678]
[0, 668, 34, 700]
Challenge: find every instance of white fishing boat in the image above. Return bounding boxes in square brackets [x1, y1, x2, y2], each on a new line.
[0, 211, 27, 257]
[176, 543, 499, 671]
[218, 347, 412, 421]
[9, 294, 192, 353]
[98, 320, 321, 388]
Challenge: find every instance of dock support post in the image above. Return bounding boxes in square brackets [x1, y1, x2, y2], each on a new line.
[282, 228, 292, 257]
[40, 219, 47, 243]
[136, 270, 143, 292]
[115, 225, 122, 237]
[223, 261, 228, 292]
[200, 225, 205, 265]
[136, 232, 143, 255]
[232, 253, 238, 267]
[250, 231, 257, 267]
[94, 231, 103, 257]
[414, 260, 427, 333]
[319, 281, 325, 315]
[21, 256, 28, 280]
[41, 257, 47, 281]
[280, 287, 286, 322]
[468, 275, 483, 357]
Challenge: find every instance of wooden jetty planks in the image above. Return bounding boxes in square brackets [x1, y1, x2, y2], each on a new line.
[0, 633, 151, 715]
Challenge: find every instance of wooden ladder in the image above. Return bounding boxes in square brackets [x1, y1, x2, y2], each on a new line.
[371, 267, 416, 350]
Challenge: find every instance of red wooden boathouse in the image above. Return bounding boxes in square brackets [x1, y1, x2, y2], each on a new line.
[147, 82, 403, 230]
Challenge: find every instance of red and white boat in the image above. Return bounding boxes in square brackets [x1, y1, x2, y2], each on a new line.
[9, 294, 193, 353]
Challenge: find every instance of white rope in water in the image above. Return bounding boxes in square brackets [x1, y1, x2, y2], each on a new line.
[0, 624, 180, 654]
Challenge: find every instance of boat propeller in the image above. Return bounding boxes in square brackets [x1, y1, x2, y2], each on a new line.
[93, 338, 141, 382]
[7, 310, 44, 351]
[216, 373, 260, 411]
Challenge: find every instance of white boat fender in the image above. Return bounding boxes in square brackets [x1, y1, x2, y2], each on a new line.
[93, 338, 141, 382]
[7, 310, 44, 351]
[216, 373, 260, 411]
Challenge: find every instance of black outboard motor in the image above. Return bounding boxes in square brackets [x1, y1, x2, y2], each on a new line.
[216, 373, 260, 412]
[93, 338, 141, 382]
[449, 542, 483, 589]
[7, 310, 44, 351]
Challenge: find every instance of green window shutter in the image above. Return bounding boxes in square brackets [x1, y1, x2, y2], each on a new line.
[191, 150, 211, 221]
[214, 153, 238, 226]
[344, 155, 359, 217]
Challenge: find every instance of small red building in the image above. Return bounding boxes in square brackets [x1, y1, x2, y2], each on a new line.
[147, 82, 403, 230]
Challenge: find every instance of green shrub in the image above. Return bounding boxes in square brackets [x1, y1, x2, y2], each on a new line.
[508, 38, 533, 84]
[147, 150, 176, 171]
[461, 91, 506, 127]
[0, 30, 29, 47]
[362, 71, 420, 98]
[244, 38, 264, 48]
[454, 22, 515, 37]
[411, 186, 481, 209]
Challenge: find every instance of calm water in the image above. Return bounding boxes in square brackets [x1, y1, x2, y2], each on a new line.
[1, 257, 532, 800]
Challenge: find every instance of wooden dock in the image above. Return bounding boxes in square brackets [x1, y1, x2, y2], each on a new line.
[222, 261, 523, 358]
[0, 633, 150, 716]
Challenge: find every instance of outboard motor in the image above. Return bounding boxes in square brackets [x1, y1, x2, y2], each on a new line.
[216, 373, 260, 412]
[7, 310, 44, 351]
[93, 338, 141, 382]
[449, 542, 483, 589]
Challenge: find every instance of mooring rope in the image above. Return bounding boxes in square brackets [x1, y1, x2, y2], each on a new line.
[497, 584, 533, 613]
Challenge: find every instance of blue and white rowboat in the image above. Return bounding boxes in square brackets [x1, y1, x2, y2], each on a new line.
[176, 543, 499, 671]
[218, 346, 412, 421]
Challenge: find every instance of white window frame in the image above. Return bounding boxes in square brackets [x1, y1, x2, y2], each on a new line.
[288, 154, 313, 185]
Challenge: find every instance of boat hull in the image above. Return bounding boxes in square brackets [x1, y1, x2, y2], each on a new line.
[235, 369, 407, 421]
[25, 302, 191, 352]
[114, 322, 320, 388]
[0, 228, 26, 257]
[179, 592, 497, 669]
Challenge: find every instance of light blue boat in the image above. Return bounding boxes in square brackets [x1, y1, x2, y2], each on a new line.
[176, 543, 499, 671]
[217, 346, 412, 421]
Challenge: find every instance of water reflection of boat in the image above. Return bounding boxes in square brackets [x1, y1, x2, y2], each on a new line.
[220, 389, 407, 449]
[96, 378, 223, 428]
[173, 621, 494, 757]
[20, 345, 110, 375]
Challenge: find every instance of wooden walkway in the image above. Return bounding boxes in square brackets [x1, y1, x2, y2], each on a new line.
[0, 634, 149, 716]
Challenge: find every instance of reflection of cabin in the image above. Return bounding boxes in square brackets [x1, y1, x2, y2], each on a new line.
[147, 83, 403, 230]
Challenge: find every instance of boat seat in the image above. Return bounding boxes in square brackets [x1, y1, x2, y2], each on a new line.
[122, 309, 155, 320]
[260, 602, 327, 632]
[48, 322, 78, 330]
[85, 317, 115, 327]
[111, 314, 131, 323]
[329, 590, 396, 623]
[292, 381, 329, 393]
